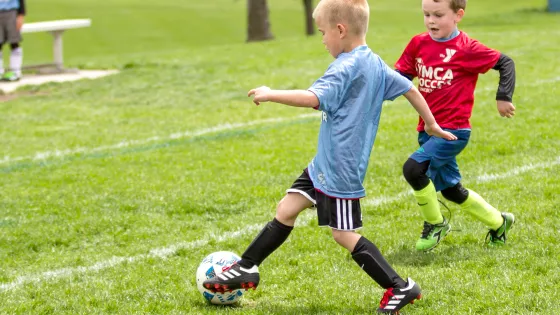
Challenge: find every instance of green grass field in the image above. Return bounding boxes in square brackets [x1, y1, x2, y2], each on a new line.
[1, 0, 559, 313]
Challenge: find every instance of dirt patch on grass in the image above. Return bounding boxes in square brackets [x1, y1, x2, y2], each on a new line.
[0, 90, 50, 102]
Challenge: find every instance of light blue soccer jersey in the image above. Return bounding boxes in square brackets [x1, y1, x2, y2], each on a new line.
[307, 45, 413, 199]
[0, 0, 19, 11]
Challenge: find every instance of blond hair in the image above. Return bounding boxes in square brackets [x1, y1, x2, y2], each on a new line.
[432, 0, 467, 12]
[312, 0, 370, 36]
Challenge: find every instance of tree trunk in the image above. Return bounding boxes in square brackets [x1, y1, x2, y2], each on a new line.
[247, 0, 274, 42]
[303, 0, 315, 36]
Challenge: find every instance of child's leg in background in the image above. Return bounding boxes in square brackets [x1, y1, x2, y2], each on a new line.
[0, 43, 3, 75]
[2, 10, 23, 79]
[9, 42, 22, 77]
[0, 12, 6, 75]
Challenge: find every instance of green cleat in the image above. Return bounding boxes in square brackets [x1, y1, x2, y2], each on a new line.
[486, 212, 515, 246]
[1, 71, 21, 82]
[415, 218, 451, 251]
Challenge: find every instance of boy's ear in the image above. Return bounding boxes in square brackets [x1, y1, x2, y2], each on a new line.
[455, 9, 465, 23]
[337, 23, 347, 38]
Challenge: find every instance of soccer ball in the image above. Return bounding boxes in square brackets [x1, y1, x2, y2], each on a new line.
[195, 251, 244, 305]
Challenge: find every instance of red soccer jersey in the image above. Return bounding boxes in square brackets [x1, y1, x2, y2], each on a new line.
[395, 31, 500, 131]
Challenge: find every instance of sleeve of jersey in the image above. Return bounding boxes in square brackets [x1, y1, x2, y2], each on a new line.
[464, 40, 501, 74]
[308, 64, 345, 112]
[394, 39, 418, 78]
[383, 63, 413, 101]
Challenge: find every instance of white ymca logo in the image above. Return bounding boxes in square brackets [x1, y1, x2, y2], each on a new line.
[439, 49, 457, 62]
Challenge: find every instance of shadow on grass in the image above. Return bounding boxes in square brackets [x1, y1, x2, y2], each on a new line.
[198, 301, 374, 314]
[385, 238, 485, 268]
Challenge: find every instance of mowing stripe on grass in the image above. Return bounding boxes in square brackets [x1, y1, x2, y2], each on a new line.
[2, 76, 559, 167]
[1, 157, 558, 293]
[0, 113, 320, 166]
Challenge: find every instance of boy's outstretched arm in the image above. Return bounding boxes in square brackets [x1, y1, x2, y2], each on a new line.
[403, 86, 457, 141]
[248, 86, 319, 108]
[493, 53, 516, 118]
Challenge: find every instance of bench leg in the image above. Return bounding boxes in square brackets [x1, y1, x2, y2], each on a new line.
[50, 30, 65, 70]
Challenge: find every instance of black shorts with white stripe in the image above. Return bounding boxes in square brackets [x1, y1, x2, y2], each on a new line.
[286, 169, 363, 231]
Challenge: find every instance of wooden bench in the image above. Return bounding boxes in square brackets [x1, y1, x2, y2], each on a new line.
[21, 19, 92, 73]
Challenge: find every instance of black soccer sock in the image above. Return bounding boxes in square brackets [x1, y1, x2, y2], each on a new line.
[351, 236, 407, 289]
[239, 218, 294, 268]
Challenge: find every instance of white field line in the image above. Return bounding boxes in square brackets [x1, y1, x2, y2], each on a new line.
[0, 113, 319, 165]
[3, 73, 560, 167]
[362, 156, 560, 206]
[1, 156, 559, 292]
[2, 76, 559, 166]
[0, 212, 315, 293]
[476, 156, 560, 182]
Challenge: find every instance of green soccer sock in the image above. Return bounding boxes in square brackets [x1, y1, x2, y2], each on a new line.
[413, 181, 443, 224]
[460, 189, 503, 230]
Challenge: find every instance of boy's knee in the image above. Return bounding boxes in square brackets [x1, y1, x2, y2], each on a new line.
[441, 183, 469, 204]
[331, 229, 345, 244]
[275, 199, 296, 222]
[330, 228, 359, 250]
[403, 158, 430, 190]
[275, 194, 309, 223]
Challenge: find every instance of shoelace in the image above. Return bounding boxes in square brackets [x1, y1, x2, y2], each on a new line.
[420, 221, 435, 238]
[485, 229, 505, 243]
[222, 262, 237, 272]
[379, 288, 395, 308]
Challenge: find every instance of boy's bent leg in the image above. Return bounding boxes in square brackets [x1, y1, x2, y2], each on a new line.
[203, 192, 311, 292]
[459, 189, 504, 230]
[346, 235, 422, 313]
[458, 188, 515, 245]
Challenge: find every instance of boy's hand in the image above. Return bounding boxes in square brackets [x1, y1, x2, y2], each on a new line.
[16, 15, 24, 31]
[497, 101, 515, 118]
[424, 123, 458, 141]
[248, 86, 272, 105]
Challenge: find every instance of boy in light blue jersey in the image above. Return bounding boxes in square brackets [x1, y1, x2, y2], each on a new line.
[0, 0, 25, 81]
[204, 0, 456, 313]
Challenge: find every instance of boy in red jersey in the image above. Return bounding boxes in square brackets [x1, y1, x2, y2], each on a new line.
[395, 0, 516, 251]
